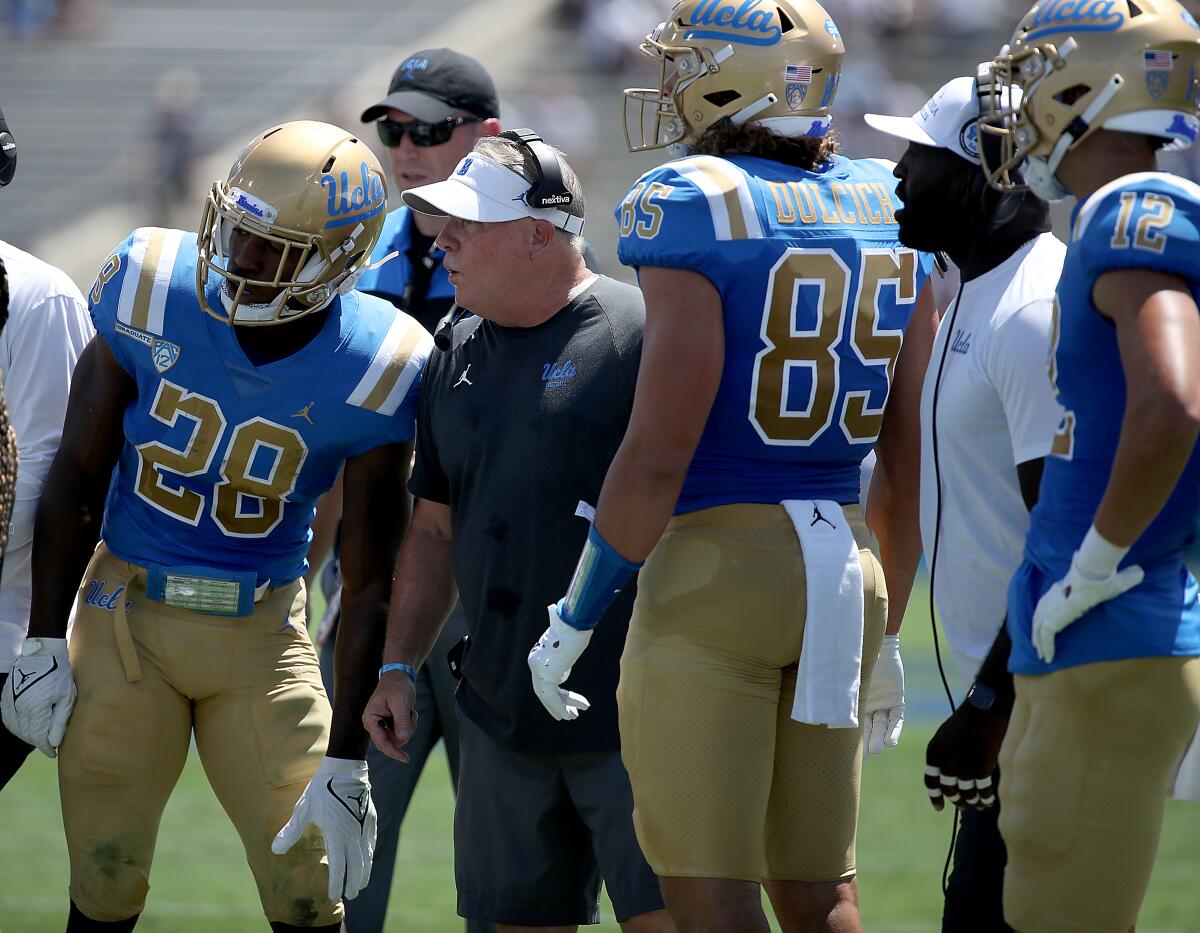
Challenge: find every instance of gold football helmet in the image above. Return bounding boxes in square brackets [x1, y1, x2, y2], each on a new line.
[981, 0, 1200, 200]
[197, 120, 388, 325]
[622, 0, 844, 152]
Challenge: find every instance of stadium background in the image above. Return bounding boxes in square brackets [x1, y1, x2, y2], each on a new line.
[2, 0, 1199, 928]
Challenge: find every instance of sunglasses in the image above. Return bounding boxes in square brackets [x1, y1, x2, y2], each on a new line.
[376, 115, 482, 148]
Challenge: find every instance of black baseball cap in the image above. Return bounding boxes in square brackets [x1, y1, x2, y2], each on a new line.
[360, 49, 500, 124]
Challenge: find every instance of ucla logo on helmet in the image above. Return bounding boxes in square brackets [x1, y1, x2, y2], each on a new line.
[321, 161, 386, 229]
[683, 0, 783, 47]
[151, 338, 181, 374]
[1024, 0, 1124, 42]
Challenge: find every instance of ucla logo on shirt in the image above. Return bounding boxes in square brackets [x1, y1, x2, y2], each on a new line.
[321, 161, 386, 229]
[83, 579, 133, 614]
[682, 0, 783, 46]
[950, 329, 972, 355]
[1024, 0, 1124, 42]
[152, 338, 181, 374]
[541, 359, 577, 389]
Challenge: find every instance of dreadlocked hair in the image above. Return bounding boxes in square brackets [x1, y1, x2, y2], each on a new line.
[690, 119, 840, 170]
[0, 257, 16, 562]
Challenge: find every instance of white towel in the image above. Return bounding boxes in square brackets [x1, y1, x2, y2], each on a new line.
[784, 500, 864, 728]
[1171, 723, 1200, 800]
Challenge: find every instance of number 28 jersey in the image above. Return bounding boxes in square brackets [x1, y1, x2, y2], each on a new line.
[616, 154, 933, 513]
[89, 227, 432, 586]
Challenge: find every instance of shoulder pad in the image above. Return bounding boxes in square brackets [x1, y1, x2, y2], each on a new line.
[89, 227, 190, 337]
[1071, 172, 1200, 281]
[346, 299, 433, 418]
[615, 156, 763, 271]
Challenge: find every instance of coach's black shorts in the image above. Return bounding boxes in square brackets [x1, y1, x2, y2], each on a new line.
[454, 711, 663, 926]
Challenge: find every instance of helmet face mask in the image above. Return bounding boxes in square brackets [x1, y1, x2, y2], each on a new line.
[621, 0, 845, 154]
[197, 120, 388, 326]
[980, 0, 1200, 200]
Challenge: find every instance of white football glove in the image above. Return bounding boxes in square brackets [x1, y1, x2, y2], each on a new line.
[1033, 528, 1143, 664]
[528, 604, 593, 721]
[1, 637, 76, 758]
[863, 634, 905, 758]
[272, 756, 376, 903]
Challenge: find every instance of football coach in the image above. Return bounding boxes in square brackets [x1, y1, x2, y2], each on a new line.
[361, 131, 672, 933]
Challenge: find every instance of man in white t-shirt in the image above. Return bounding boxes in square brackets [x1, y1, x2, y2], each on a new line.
[0, 106, 94, 789]
[866, 75, 1065, 932]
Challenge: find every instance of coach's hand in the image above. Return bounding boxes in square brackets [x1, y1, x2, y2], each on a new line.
[528, 603, 592, 721]
[273, 756, 377, 903]
[1032, 553, 1143, 663]
[362, 671, 417, 763]
[924, 703, 1007, 811]
[863, 634, 905, 758]
[1, 637, 76, 758]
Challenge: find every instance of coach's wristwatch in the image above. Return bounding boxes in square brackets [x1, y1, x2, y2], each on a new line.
[965, 681, 1012, 719]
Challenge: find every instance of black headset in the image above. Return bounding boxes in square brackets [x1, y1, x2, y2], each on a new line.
[498, 128, 574, 211]
[0, 107, 16, 188]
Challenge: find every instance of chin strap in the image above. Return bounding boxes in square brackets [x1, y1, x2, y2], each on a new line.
[1045, 71, 1125, 179]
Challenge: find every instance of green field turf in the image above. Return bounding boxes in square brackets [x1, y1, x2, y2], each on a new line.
[3, 579, 1199, 932]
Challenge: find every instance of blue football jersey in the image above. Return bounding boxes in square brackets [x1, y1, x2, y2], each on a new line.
[1009, 172, 1200, 674]
[89, 227, 432, 586]
[616, 153, 934, 512]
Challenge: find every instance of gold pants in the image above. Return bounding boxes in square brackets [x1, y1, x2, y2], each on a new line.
[618, 503, 886, 882]
[1000, 656, 1200, 933]
[59, 543, 340, 925]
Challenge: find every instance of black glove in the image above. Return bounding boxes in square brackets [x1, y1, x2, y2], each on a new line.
[924, 699, 1008, 811]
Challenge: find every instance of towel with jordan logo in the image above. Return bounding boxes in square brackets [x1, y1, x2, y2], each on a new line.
[783, 499, 864, 728]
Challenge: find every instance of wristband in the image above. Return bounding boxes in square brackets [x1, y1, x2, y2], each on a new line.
[559, 525, 642, 631]
[378, 662, 417, 682]
[1074, 525, 1129, 580]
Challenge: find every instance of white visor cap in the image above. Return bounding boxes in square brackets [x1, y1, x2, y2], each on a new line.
[401, 153, 585, 236]
[864, 76, 1019, 166]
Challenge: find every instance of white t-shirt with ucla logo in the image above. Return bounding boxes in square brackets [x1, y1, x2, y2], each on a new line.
[918, 232, 1066, 685]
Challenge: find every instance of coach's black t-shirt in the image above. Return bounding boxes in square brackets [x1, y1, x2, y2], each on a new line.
[409, 274, 643, 753]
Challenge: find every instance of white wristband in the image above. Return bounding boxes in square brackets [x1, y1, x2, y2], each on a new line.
[1074, 525, 1129, 580]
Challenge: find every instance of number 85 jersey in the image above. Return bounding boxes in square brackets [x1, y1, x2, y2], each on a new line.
[89, 227, 432, 585]
[617, 153, 933, 512]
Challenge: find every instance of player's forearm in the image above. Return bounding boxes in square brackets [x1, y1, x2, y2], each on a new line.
[328, 578, 392, 759]
[868, 459, 921, 635]
[26, 459, 107, 638]
[1093, 394, 1199, 547]
[381, 524, 458, 671]
[1093, 303, 1200, 547]
[593, 440, 688, 563]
